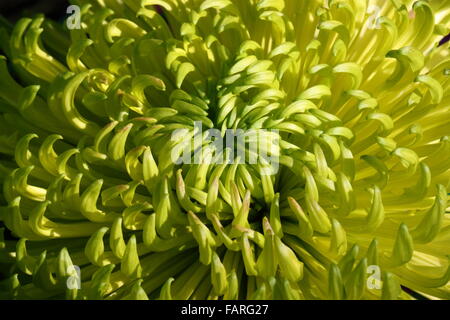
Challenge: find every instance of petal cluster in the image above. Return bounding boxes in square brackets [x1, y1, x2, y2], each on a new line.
[0, 0, 449, 300]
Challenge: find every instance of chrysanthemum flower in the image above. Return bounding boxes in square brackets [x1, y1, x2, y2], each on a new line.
[0, 0, 449, 300]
